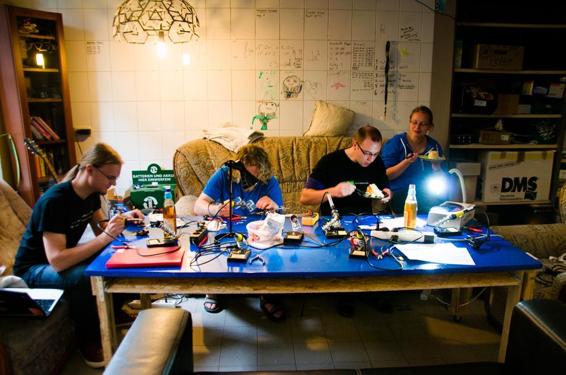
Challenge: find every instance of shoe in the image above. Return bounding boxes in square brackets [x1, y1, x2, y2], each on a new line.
[79, 341, 105, 369]
[260, 296, 286, 322]
[336, 301, 355, 318]
[203, 294, 223, 313]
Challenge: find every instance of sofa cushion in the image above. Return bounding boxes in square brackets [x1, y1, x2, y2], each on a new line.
[304, 101, 355, 136]
[0, 180, 31, 275]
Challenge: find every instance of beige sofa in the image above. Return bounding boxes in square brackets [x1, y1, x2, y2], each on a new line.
[173, 136, 352, 215]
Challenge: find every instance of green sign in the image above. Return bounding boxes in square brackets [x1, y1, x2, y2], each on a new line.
[132, 163, 175, 187]
[130, 164, 176, 209]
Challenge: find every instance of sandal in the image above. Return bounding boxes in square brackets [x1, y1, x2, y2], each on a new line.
[203, 295, 223, 313]
[260, 296, 286, 322]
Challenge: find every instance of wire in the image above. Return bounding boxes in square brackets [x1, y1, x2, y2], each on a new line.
[430, 287, 488, 309]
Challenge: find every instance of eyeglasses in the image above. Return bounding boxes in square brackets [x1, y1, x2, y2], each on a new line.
[93, 165, 118, 183]
[356, 142, 379, 158]
[410, 120, 432, 127]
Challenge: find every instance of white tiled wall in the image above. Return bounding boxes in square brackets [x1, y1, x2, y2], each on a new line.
[2, 0, 435, 193]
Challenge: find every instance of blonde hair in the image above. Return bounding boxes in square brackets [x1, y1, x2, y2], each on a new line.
[236, 144, 273, 183]
[62, 143, 123, 182]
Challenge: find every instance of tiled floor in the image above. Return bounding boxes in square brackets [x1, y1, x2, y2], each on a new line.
[61, 291, 500, 374]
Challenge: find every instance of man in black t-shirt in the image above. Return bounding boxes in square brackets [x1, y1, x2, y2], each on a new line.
[300, 125, 392, 215]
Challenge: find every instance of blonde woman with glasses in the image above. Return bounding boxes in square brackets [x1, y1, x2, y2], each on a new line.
[381, 105, 445, 214]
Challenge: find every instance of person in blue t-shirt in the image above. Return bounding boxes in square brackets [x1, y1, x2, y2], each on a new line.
[381, 106, 447, 214]
[13, 143, 144, 368]
[194, 144, 285, 320]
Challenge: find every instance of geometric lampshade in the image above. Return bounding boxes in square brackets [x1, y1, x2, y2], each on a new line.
[113, 0, 200, 44]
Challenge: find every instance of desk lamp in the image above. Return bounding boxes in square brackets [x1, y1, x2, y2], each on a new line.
[426, 168, 475, 229]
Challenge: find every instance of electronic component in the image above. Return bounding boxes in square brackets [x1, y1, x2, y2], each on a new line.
[227, 248, 251, 262]
[348, 231, 367, 258]
[301, 211, 319, 226]
[284, 231, 304, 244]
[146, 238, 178, 247]
[189, 223, 208, 246]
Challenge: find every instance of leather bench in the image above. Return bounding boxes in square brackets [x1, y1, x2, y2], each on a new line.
[104, 307, 192, 375]
[105, 299, 566, 374]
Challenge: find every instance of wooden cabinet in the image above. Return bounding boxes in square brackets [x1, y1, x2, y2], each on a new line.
[448, 1, 566, 207]
[0, 5, 76, 206]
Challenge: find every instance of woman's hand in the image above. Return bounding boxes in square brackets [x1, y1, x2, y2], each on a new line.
[256, 196, 278, 211]
[405, 152, 418, 164]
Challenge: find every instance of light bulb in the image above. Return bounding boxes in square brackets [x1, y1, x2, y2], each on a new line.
[156, 31, 167, 58]
[35, 53, 45, 68]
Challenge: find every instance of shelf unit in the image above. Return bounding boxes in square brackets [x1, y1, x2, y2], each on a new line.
[0, 5, 76, 206]
[448, 1, 566, 210]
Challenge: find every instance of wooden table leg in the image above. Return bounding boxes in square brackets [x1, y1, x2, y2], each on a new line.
[521, 270, 537, 300]
[91, 276, 115, 365]
[497, 280, 521, 363]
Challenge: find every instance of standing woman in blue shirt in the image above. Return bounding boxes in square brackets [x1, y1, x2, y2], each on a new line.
[193, 144, 285, 320]
[381, 106, 446, 214]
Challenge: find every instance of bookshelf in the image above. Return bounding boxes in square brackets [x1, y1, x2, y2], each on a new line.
[0, 5, 76, 206]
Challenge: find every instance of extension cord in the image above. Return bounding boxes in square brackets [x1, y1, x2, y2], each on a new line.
[370, 229, 435, 243]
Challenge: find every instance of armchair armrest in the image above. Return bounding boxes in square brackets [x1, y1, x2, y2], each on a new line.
[506, 299, 566, 373]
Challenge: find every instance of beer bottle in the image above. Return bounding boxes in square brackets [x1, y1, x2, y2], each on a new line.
[163, 186, 177, 239]
[404, 184, 417, 229]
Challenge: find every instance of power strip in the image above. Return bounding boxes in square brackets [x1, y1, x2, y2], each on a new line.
[370, 229, 435, 243]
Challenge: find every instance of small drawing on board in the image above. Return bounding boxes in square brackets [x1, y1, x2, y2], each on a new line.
[282, 75, 303, 99]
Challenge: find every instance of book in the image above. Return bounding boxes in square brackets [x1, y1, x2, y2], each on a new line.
[32, 116, 60, 140]
[29, 122, 45, 140]
[31, 117, 52, 140]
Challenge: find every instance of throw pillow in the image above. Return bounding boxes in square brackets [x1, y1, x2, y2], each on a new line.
[304, 101, 354, 136]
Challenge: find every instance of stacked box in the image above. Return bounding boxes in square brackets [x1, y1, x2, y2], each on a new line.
[480, 151, 554, 202]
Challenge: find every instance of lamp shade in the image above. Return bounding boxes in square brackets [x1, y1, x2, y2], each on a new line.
[113, 0, 200, 44]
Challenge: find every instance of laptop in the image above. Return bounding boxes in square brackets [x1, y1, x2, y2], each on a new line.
[0, 288, 64, 318]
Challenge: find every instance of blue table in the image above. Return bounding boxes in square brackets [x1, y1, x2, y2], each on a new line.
[86, 214, 541, 364]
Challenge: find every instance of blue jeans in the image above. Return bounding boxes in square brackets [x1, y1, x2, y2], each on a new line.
[21, 261, 100, 342]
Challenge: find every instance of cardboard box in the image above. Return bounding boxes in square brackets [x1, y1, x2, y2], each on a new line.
[495, 94, 519, 115]
[480, 151, 554, 202]
[129, 163, 176, 209]
[473, 44, 524, 70]
[479, 129, 512, 144]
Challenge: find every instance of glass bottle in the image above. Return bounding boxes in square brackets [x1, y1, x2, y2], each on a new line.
[163, 186, 177, 239]
[404, 184, 417, 229]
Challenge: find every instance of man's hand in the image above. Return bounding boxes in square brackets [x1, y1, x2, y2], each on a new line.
[331, 182, 356, 198]
[256, 196, 278, 210]
[381, 188, 392, 204]
[106, 214, 126, 237]
[124, 209, 144, 224]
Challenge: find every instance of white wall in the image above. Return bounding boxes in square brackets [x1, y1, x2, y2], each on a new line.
[3, 0, 435, 194]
